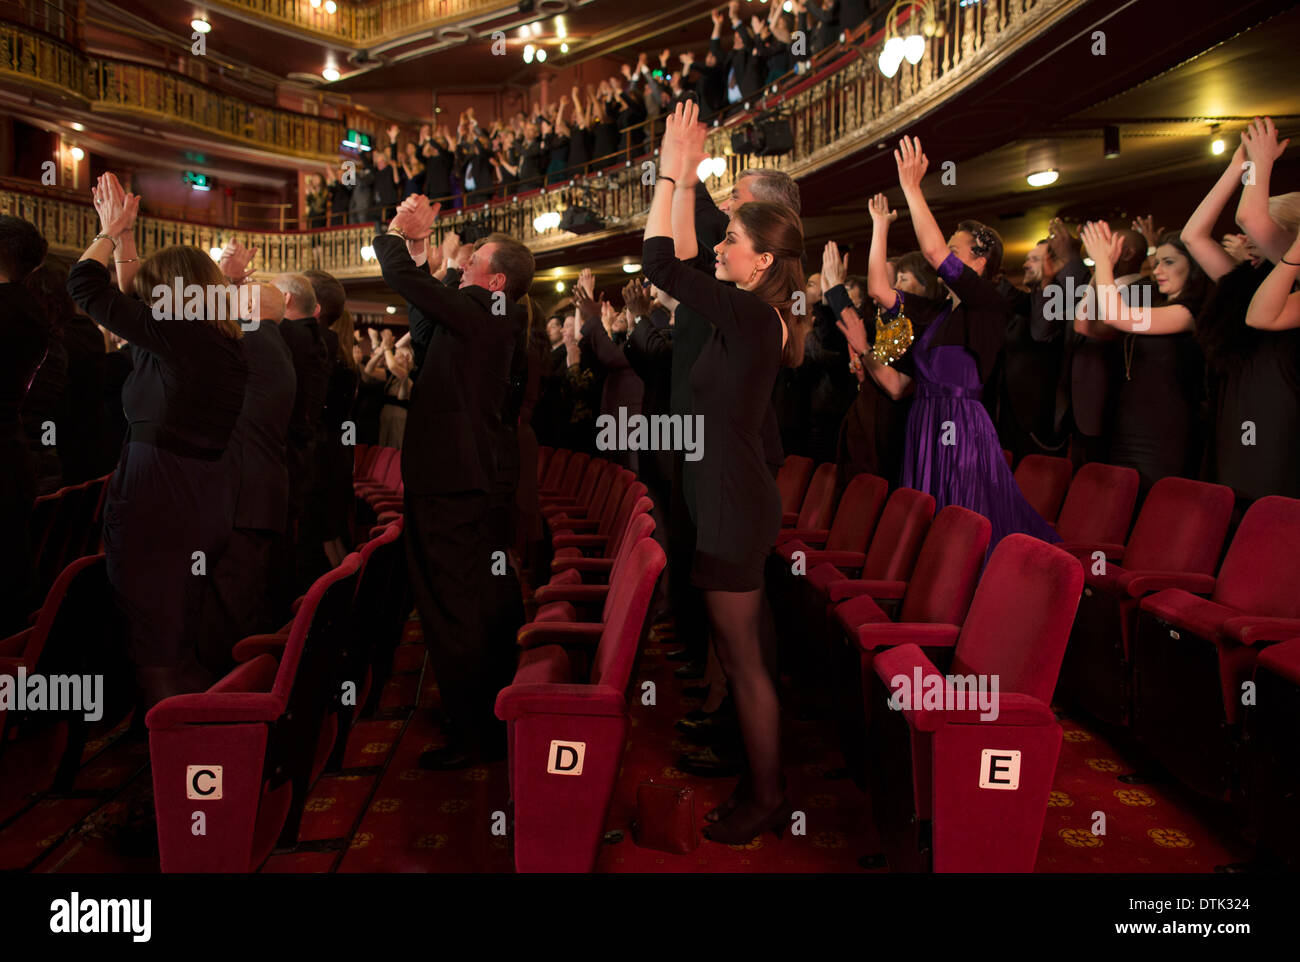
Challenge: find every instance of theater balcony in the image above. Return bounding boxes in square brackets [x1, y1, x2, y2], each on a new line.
[0, 0, 1294, 304]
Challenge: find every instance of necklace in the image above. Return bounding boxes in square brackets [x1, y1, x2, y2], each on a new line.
[1123, 334, 1136, 381]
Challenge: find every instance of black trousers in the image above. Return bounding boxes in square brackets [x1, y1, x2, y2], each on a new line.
[199, 527, 278, 677]
[404, 489, 515, 750]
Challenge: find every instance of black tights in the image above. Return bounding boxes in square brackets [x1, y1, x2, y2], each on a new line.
[703, 587, 783, 807]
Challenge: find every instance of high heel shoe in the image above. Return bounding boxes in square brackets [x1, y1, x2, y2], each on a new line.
[703, 796, 793, 846]
[705, 774, 751, 824]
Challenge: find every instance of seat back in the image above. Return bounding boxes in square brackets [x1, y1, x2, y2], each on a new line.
[860, 487, 935, 581]
[951, 535, 1084, 704]
[606, 495, 654, 568]
[594, 470, 636, 540]
[590, 538, 668, 693]
[584, 459, 618, 519]
[1121, 477, 1234, 574]
[776, 455, 816, 516]
[538, 445, 554, 482]
[1214, 496, 1300, 617]
[339, 522, 406, 723]
[795, 462, 838, 530]
[599, 513, 657, 623]
[1013, 455, 1072, 524]
[540, 448, 571, 492]
[825, 473, 889, 552]
[35, 481, 92, 598]
[1054, 462, 1139, 545]
[602, 481, 649, 544]
[571, 457, 606, 508]
[367, 447, 397, 486]
[557, 452, 591, 499]
[898, 506, 991, 625]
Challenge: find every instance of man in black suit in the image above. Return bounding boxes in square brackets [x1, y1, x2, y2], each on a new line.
[273, 273, 329, 606]
[201, 275, 296, 673]
[1051, 223, 1113, 467]
[375, 196, 533, 769]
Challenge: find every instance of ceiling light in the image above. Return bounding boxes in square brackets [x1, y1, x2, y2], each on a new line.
[322, 66, 340, 82]
[310, 0, 322, 6]
[531, 22, 542, 36]
[523, 44, 535, 64]
[1209, 124, 1226, 156]
[1026, 169, 1059, 187]
[536, 48, 547, 63]
[190, 17, 211, 33]
[560, 42, 569, 53]
[209, 247, 223, 261]
[324, 0, 337, 11]
[556, 17, 567, 38]
[385, 305, 397, 315]
[70, 122, 84, 131]
[69, 146, 84, 161]
[360, 245, 376, 261]
[903, 34, 925, 64]
[623, 263, 641, 273]
[555, 281, 566, 292]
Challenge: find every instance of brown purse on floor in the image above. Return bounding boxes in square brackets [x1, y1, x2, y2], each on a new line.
[632, 780, 699, 854]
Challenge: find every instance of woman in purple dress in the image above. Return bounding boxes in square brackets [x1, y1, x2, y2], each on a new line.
[843, 138, 1059, 550]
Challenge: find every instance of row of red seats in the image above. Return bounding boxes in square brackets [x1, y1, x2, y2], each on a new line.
[772, 452, 1300, 870]
[26, 474, 111, 614]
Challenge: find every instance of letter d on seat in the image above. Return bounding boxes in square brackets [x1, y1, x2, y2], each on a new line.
[547, 740, 585, 776]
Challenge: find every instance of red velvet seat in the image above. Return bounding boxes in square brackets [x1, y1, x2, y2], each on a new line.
[1132, 495, 1300, 799]
[1057, 477, 1234, 726]
[538, 447, 572, 498]
[550, 471, 642, 564]
[1244, 636, 1300, 869]
[781, 461, 836, 530]
[775, 472, 888, 571]
[542, 458, 615, 534]
[533, 511, 655, 622]
[540, 451, 590, 505]
[776, 454, 815, 519]
[1013, 455, 1072, 524]
[865, 535, 1083, 872]
[0, 555, 130, 819]
[497, 537, 666, 873]
[148, 554, 362, 871]
[1052, 462, 1139, 560]
[537, 445, 554, 484]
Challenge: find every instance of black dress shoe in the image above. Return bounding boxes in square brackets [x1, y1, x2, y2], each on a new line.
[680, 724, 741, 749]
[678, 697, 733, 726]
[674, 660, 706, 680]
[418, 746, 477, 771]
[675, 749, 740, 778]
[665, 647, 695, 662]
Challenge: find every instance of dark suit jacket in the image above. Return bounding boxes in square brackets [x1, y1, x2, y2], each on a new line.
[279, 315, 329, 514]
[376, 234, 521, 496]
[580, 314, 644, 417]
[227, 323, 296, 532]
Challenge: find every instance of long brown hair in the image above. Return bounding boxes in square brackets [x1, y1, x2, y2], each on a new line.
[133, 245, 242, 339]
[733, 201, 808, 367]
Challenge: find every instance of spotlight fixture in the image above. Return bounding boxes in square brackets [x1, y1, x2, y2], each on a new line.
[191, 17, 211, 33]
[385, 305, 397, 314]
[536, 48, 547, 63]
[69, 146, 84, 161]
[560, 42, 569, 54]
[1210, 124, 1226, 156]
[1026, 169, 1059, 187]
[322, 66, 340, 82]
[1103, 124, 1120, 159]
[554, 280, 566, 292]
[523, 44, 535, 64]
[70, 122, 84, 131]
[531, 22, 542, 36]
[622, 263, 641, 273]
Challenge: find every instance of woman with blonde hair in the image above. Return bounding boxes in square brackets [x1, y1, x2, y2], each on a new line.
[66, 172, 248, 708]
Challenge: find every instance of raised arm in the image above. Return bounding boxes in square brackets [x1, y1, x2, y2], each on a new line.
[894, 135, 949, 270]
[1080, 221, 1193, 335]
[865, 192, 900, 310]
[1245, 231, 1300, 330]
[374, 198, 481, 338]
[1182, 140, 1248, 282]
[1238, 116, 1294, 262]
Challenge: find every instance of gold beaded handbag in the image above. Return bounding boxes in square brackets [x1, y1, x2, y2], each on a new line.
[870, 303, 914, 366]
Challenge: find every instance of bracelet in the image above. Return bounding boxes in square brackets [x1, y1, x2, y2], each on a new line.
[114, 258, 138, 264]
[658, 175, 677, 185]
[92, 233, 119, 246]
[1282, 255, 1300, 266]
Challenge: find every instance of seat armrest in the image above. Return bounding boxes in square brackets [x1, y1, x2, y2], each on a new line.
[1118, 571, 1215, 598]
[828, 579, 907, 603]
[777, 528, 829, 547]
[516, 621, 605, 650]
[0, 627, 33, 658]
[533, 584, 610, 607]
[232, 633, 289, 663]
[1221, 616, 1300, 647]
[804, 550, 867, 572]
[553, 517, 600, 533]
[551, 533, 609, 550]
[550, 556, 614, 576]
[1058, 541, 1126, 562]
[494, 682, 626, 721]
[857, 622, 959, 651]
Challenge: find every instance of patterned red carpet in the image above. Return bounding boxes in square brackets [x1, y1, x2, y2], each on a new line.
[0, 616, 1250, 873]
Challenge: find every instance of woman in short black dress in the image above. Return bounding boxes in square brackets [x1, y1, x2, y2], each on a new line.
[642, 101, 800, 845]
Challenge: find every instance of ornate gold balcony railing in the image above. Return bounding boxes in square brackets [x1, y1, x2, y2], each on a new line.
[0, 22, 346, 161]
[204, 0, 526, 47]
[2, 0, 1075, 279]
